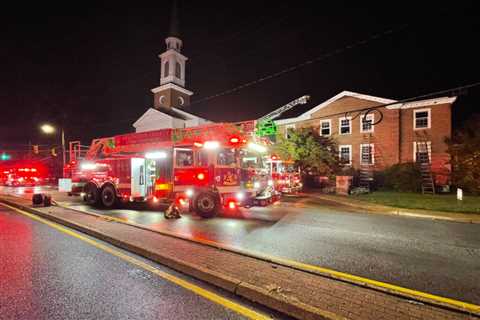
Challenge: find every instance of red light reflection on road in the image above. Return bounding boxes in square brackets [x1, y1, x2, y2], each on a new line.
[0, 213, 33, 316]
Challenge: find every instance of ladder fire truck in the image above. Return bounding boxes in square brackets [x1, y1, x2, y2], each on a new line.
[65, 96, 309, 218]
[67, 121, 275, 217]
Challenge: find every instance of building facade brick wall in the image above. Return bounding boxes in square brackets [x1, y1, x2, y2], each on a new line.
[276, 92, 455, 185]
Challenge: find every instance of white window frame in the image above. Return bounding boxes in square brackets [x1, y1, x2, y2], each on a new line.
[413, 141, 432, 162]
[414, 108, 431, 130]
[360, 114, 374, 133]
[319, 119, 331, 136]
[360, 143, 375, 165]
[285, 124, 296, 139]
[339, 116, 352, 135]
[339, 145, 352, 166]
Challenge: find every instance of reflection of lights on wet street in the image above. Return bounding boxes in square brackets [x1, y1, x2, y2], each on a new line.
[225, 220, 238, 228]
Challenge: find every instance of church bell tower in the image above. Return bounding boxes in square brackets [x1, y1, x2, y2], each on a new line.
[151, 0, 193, 109]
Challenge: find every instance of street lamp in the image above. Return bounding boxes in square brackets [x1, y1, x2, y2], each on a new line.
[40, 123, 66, 177]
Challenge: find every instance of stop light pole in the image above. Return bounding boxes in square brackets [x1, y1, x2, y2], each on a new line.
[40, 123, 66, 178]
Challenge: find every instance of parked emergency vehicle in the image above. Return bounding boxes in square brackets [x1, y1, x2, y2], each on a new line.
[0, 161, 48, 186]
[267, 156, 302, 193]
[66, 121, 275, 217]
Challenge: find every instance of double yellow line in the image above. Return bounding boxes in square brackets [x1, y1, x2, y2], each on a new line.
[1, 203, 272, 320]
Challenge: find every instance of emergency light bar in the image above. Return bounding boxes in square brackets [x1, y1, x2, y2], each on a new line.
[247, 142, 267, 153]
[81, 162, 97, 170]
[204, 141, 220, 149]
[145, 151, 167, 159]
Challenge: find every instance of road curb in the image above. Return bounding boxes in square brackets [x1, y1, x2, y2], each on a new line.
[0, 197, 343, 320]
[305, 193, 480, 224]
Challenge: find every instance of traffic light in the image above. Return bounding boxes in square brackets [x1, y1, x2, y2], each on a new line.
[0, 153, 11, 160]
[51, 148, 57, 157]
[33, 145, 39, 154]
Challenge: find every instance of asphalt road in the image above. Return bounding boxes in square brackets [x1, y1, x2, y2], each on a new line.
[0, 204, 287, 320]
[2, 186, 480, 305]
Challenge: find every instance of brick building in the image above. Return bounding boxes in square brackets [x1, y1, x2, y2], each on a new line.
[275, 91, 457, 187]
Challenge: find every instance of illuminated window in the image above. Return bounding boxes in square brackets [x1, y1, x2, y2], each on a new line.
[339, 117, 351, 135]
[320, 119, 331, 136]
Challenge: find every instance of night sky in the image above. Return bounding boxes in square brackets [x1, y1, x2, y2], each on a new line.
[1, 1, 479, 152]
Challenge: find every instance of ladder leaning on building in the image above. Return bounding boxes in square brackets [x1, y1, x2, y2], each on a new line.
[359, 132, 385, 192]
[414, 133, 435, 194]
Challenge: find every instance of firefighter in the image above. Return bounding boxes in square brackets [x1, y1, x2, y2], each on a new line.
[164, 203, 181, 219]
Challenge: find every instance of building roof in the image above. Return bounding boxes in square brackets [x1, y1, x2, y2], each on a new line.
[275, 90, 456, 125]
[274, 91, 395, 122]
[132, 106, 210, 129]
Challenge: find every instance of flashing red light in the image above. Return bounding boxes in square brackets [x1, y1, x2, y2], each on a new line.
[177, 197, 188, 206]
[229, 137, 239, 144]
[197, 172, 205, 180]
[194, 142, 203, 148]
[228, 200, 237, 209]
[271, 155, 278, 160]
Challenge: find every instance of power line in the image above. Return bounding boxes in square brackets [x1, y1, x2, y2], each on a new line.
[190, 23, 409, 106]
[288, 81, 480, 124]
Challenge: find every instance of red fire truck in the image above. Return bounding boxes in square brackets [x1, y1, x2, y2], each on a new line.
[66, 121, 276, 217]
[0, 161, 48, 186]
[267, 156, 302, 194]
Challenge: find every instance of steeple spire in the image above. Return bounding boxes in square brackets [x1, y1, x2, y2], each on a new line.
[169, 0, 180, 38]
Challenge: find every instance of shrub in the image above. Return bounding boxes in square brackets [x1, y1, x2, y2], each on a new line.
[381, 163, 422, 192]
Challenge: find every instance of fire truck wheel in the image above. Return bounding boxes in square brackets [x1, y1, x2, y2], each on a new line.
[101, 184, 117, 209]
[84, 183, 100, 206]
[194, 192, 219, 218]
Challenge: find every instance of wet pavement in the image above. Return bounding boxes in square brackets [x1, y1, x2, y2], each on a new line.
[0, 204, 287, 320]
[2, 185, 480, 305]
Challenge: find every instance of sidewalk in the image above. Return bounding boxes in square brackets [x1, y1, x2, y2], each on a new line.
[304, 193, 480, 224]
[1, 195, 478, 320]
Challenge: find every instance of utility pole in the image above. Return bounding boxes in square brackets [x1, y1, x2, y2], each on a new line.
[61, 128, 66, 178]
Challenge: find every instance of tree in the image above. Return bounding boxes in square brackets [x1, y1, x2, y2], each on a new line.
[273, 128, 340, 177]
[446, 114, 480, 195]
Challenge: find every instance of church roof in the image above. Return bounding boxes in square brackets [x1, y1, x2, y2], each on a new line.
[157, 107, 188, 120]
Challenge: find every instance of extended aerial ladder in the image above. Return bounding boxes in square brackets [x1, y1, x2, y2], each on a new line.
[255, 95, 310, 137]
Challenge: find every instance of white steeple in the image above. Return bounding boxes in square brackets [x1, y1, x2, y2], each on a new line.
[159, 0, 187, 88]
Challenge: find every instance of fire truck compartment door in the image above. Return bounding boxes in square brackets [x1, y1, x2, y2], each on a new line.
[131, 158, 146, 197]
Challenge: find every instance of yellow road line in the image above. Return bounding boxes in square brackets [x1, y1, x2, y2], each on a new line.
[0, 203, 272, 320]
[75, 206, 480, 315]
